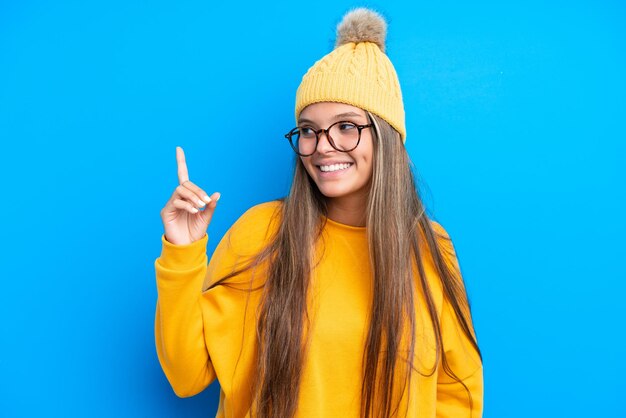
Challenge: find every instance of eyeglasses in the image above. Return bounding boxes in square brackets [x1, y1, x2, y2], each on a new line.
[284, 121, 373, 156]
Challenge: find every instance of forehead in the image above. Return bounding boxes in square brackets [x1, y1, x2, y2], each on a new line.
[299, 102, 367, 121]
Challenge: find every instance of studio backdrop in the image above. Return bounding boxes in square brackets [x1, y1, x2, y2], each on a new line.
[0, 1, 624, 417]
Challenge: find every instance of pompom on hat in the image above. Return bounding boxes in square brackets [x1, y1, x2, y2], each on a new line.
[295, 8, 406, 142]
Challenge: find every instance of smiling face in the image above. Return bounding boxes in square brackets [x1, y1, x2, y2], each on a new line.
[298, 102, 375, 208]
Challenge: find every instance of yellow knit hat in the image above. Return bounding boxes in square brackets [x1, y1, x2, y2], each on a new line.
[295, 8, 406, 142]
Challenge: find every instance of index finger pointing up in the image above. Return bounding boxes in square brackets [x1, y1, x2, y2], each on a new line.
[176, 146, 190, 185]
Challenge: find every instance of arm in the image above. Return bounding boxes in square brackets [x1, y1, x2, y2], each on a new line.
[154, 201, 282, 398]
[436, 295, 483, 418]
[154, 233, 217, 397]
[431, 222, 483, 417]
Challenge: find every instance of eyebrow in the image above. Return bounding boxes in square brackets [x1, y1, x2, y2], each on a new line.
[298, 111, 365, 125]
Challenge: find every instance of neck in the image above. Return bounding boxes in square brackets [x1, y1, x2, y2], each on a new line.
[326, 194, 368, 227]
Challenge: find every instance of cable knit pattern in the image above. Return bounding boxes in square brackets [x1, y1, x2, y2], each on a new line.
[294, 10, 406, 142]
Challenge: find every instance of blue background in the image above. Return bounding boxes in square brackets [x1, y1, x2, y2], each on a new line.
[1, 0, 624, 416]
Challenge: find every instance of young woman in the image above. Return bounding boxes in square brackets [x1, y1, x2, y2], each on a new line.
[155, 8, 483, 418]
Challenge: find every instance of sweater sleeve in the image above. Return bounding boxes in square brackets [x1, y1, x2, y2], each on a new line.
[154, 232, 217, 397]
[154, 201, 282, 399]
[431, 222, 484, 418]
[436, 296, 484, 417]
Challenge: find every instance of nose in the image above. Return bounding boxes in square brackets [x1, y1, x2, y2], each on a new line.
[315, 130, 335, 153]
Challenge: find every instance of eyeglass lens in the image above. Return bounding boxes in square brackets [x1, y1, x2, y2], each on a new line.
[294, 122, 360, 155]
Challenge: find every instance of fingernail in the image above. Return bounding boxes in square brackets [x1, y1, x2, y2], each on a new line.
[216, 194, 221, 202]
[202, 195, 212, 203]
[191, 207, 198, 213]
[197, 199, 206, 207]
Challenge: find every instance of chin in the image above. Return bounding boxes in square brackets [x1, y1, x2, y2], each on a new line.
[318, 190, 344, 198]
[315, 183, 359, 199]
[314, 184, 342, 197]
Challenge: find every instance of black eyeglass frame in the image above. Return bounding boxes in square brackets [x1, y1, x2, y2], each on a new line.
[284, 121, 374, 156]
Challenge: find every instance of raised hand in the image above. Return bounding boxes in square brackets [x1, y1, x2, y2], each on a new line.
[160, 146, 220, 245]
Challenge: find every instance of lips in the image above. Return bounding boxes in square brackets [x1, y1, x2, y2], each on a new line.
[315, 161, 354, 166]
[315, 162, 354, 178]
[319, 162, 353, 172]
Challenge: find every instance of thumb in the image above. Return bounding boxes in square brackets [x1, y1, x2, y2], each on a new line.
[201, 192, 221, 225]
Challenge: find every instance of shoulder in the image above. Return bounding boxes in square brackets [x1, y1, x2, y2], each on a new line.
[418, 218, 459, 279]
[204, 200, 283, 289]
[428, 219, 455, 256]
[241, 199, 283, 220]
[224, 199, 283, 256]
[429, 219, 450, 240]
[231, 200, 283, 233]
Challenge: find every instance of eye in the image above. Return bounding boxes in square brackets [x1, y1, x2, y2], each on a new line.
[338, 122, 357, 131]
[299, 127, 316, 137]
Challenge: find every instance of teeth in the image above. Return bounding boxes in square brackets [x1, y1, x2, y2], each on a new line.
[320, 163, 352, 172]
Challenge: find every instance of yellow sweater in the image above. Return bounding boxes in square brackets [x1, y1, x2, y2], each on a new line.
[154, 201, 483, 417]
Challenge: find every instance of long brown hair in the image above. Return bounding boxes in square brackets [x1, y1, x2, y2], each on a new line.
[207, 112, 482, 418]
